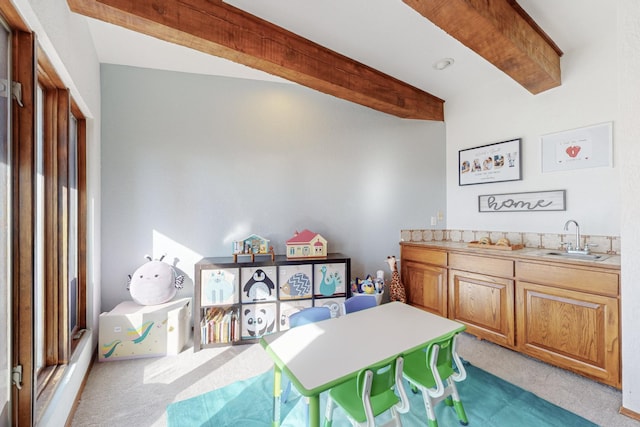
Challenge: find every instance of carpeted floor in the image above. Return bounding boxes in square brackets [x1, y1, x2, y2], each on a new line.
[71, 333, 640, 427]
[167, 361, 596, 427]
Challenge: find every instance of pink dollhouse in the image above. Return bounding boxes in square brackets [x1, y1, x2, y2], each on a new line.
[286, 229, 327, 259]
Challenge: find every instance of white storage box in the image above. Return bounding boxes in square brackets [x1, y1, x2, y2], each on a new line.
[98, 298, 191, 361]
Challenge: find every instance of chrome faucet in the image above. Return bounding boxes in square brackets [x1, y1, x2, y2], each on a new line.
[563, 220, 589, 254]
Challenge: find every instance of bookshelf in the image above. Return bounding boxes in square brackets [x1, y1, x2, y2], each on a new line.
[194, 254, 351, 350]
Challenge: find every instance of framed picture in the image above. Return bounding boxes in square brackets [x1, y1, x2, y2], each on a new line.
[459, 138, 522, 186]
[541, 122, 613, 172]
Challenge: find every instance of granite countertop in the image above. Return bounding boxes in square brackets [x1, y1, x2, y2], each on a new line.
[400, 240, 621, 270]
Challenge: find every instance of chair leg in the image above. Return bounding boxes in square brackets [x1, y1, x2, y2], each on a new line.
[444, 396, 453, 407]
[282, 380, 292, 403]
[324, 396, 335, 427]
[390, 406, 404, 427]
[420, 387, 439, 427]
[449, 381, 468, 426]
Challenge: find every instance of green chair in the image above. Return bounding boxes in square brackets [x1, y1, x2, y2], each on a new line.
[402, 332, 468, 427]
[324, 355, 409, 427]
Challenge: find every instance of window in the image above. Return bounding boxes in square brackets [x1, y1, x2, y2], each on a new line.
[2, 4, 88, 424]
[32, 49, 87, 419]
[34, 59, 87, 394]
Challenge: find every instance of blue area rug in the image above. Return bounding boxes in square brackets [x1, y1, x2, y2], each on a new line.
[167, 361, 596, 426]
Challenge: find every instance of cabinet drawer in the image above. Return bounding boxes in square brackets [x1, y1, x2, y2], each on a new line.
[449, 253, 514, 278]
[516, 261, 618, 297]
[401, 245, 447, 266]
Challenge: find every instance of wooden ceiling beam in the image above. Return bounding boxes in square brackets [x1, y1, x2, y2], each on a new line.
[403, 0, 562, 94]
[67, 0, 444, 120]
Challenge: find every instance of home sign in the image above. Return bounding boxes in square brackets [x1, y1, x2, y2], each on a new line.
[478, 190, 566, 213]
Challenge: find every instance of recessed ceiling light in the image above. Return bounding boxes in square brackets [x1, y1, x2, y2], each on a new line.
[433, 58, 455, 71]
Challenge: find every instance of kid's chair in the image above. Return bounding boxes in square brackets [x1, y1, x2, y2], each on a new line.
[402, 331, 468, 427]
[288, 306, 332, 328]
[343, 295, 378, 315]
[324, 355, 410, 427]
[282, 306, 333, 420]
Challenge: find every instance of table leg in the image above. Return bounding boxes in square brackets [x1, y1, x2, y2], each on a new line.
[272, 366, 282, 427]
[308, 395, 320, 427]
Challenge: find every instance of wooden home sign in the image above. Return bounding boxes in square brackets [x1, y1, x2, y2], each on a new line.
[478, 190, 566, 213]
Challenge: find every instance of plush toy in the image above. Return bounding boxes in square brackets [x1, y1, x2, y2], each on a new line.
[127, 255, 184, 306]
[386, 256, 407, 303]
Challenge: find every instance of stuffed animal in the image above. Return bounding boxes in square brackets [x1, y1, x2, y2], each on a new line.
[386, 256, 407, 303]
[128, 255, 184, 305]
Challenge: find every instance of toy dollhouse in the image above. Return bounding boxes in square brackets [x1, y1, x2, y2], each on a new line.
[232, 234, 274, 261]
[286, 229, 328, 259]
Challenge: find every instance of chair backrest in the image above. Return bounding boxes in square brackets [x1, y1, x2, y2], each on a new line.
[427, 332, 466, 384]
[343, 295, 377, 314]
[357, 356, 410, 420]
[403, 331, 466, 399]
[288, 306, 332, 328]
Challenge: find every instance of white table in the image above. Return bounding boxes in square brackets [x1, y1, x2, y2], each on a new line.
[260, 301, 466, 427]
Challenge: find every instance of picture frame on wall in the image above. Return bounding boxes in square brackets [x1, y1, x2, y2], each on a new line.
[541, 121, 613, 173]
[459, 138, 522, 186]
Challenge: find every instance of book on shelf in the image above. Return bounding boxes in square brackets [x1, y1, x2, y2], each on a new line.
[201, 306, 239, 344]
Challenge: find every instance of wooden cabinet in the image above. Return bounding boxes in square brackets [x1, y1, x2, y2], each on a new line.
[400, 243, 621, 388]
[403, 261, 448, 316]
[448, 254, 515, 347]
[449, 269, 515, 347]
[516, 261, 620, 388]
[194, 254, 350, 351]
[400, 245, 447, 316]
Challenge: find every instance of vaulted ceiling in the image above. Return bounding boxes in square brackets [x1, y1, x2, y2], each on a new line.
[67, 0, 565, 121]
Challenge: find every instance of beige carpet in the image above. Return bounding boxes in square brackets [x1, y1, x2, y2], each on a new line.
[71, 333, 639, 427]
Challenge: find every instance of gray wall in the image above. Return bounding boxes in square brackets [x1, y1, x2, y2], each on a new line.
[100, 64, 446, 311]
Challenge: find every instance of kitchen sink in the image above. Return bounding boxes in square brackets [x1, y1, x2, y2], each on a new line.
[544, 251, 608, 261]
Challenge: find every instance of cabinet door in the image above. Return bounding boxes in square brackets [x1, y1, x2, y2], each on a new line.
[402, 261, 447, 317]
[449, 269, 515, 347]
[516, 281, 620, 388]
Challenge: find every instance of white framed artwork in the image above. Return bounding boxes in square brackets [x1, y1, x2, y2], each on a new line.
[541, 122, 613, 173]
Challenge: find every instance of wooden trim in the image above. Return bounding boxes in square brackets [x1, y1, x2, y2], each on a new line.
[67, 0, 444, 120]
[0, 0, 29, 31]
[620, 407, 640, 422]
[42, 86, 59, 369]
[37, 46, 65, 88]
[12, 29, 36, 427]
[56, 88, 70, 363]
[75, 112, 87, 332]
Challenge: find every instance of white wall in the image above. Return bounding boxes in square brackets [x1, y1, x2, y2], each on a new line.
[100, 64, 447, 312]
[445, 16, 618, 236]
[619, 0, 640, 415]
[15, 0, 101, 425]
[446, 1, 640, 417]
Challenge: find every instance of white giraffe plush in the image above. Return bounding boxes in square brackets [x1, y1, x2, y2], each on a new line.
[386, 256, 407, 303]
